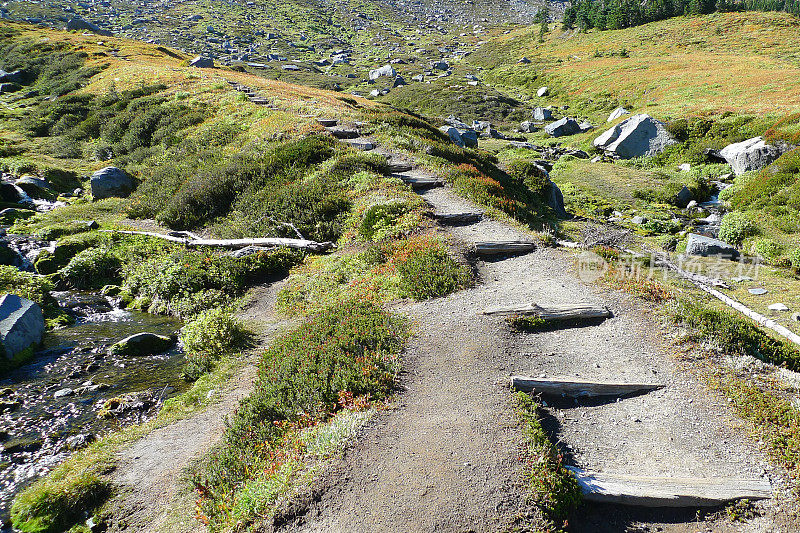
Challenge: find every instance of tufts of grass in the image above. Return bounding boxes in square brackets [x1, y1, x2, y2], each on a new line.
[179, 308, 248, 381]
[390, 236, 471, 300]
[513, 391, 581, 531]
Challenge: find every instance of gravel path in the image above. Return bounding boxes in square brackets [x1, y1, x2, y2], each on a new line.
[279, 145, 787, 532]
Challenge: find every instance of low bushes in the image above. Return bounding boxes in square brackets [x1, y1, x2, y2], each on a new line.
[0, 265, 71, 327]
[391, 237, 471, 300]
[180, 309, 247, 381]
[193, 300, 408, 529]
[673, 300, 800, 371]
[718, 211, 759, 246]
[59, 247, 121, 290]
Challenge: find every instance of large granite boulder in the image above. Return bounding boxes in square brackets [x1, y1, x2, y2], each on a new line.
[369, 65, 396, 80]
[685, 233, 739, 260]
[440, 126, 464, 147]
[0, 294, 44, 363]
[545, 117, 582, 137]
[109, 332, 175, 356]
[719, 137, 782, 176]
[460, 129, 479, 148]
[90, 167, 134, 200]
[593, 114, 676, 159]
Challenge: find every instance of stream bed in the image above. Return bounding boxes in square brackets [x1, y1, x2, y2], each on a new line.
[0, 292, 187, 528]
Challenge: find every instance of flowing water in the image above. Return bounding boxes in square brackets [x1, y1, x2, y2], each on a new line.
[0, 231, 188, 528]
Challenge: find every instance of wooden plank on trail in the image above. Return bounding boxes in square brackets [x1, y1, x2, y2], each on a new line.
[393, 174, 443, 190]
[510, 376, 664, 397]
[565, 467, 773, 507]
[345, 139, 376, 151]
[482, 303, 610, 320]
[434, 212, 483, 224]
[387, 162, 413, 173]
[316, 118, 338, 127]
[474, 241, 536, 256]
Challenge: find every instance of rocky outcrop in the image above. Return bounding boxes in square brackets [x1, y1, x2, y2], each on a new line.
[719, 137, 783, 176]
[545, 117, 582, 137]
[90, 167, 134, 200]
[109, 332, 175, 356]
[0, 70, 24, 84]
[65, 17, 113, 36]
[547, 182, 569, 219]
[533, 107, 552, 121]
[0, 294, 44, 363]
[685, 233, 739, 260]
[593, 114, 676, 159]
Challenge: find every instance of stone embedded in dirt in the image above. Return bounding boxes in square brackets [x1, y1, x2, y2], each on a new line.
[685, 233, 739, 260]
[749, 288, 768, 295]
[65, 433, 95, 450]
[54, 388, 74, 398]
[108, 332, 176, 356]
[593, 114, 677, 159]
[768, 303, 789, 311]
[719, 136, 783, 176]
[519, 121, 535, 133]
[547, 182, 569, 219]
[544, 117, 582, 137]
[0, 294, 44, 363]
[607, 107, 630, 122]
[90, 166, 134, 200]
[537, 86, 549, 97]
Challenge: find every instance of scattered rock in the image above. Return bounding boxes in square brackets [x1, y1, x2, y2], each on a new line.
[675, 186, 693, 208]
[90, 166, 134, 200]
[792, 312, 800, 322]
[749, 288, 768, 295]
[189, 56, 214, 68]
[65, 17, 112, 36]
[392, 75, 406, 87]
[0, 294, 44, 363]
[537, 86, 549, 97]
[65, 433, 95, 450]
[532, 107, 552, 121]
[519, 121, 535, 133]
[719, 137, 783, 176]
[108, 332, 175, 356]
[631, 215, 647, 225]
[593, 114, 677, 159]
[369, 64, 396, 80]
[768, 303, 789, 311]
[54, 388, 74, 398]
[544, 117, 582, 137]
[685, 233, 739, 260]
[547, 182, 568, 219]
[607, 107, 630, 122]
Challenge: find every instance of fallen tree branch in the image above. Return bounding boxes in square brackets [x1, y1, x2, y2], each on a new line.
[102, 230, 334, 252]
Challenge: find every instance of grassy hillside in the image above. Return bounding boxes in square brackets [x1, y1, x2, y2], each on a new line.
[470, 12, 800, 119]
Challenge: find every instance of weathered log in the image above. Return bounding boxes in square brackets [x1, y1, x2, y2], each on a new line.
[387, 162, 413, 173]
[510, 376, 663, 397]
[393, 174, 443, 190]
[482, 302, 611, 320]
[316, 118, 338, 127]
[434, 212, 483, 224]
[345, 139, 376, 151]
[565, 467, 772, 507]
[101, 230, 334, 252]
[474, 241, 536, 256]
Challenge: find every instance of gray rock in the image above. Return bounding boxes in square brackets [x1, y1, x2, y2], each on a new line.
[678, 163, 691, 172]
[54, 388, 74, 399]
[108, 332, 175, 356]
[369, 64, 396, 80]
[719, 137, 782, 176]
[65, 17, 112, 36]
[519, 121, 535, 133]
[0, 70, 24, 84]
[0, 294, 44, 362]
[460, 129, 478, 148]
[446, 116, 470, 129]
[430, 60, 449, 71]
[0, 83, 19, 94]
[675, 186, 693, 208]
[547, 182, 568, 218]
[90, 167, 134, 200]
[411, 74, 424, 82]
[631, 215, 647, 225]
[593, 114, 677, 159]
[189, 56, 214, 68]
[532, 107, 552, 121]
[65, 433, 95, 450]
[685, 233, 739, 260]
[579, 120, 594, 132]
[544, 117, 582, 137]
[607, 107, 630, 122]
[537, 86, 549, 97]
[749, 288, 768, 295]
[392, 75, 406, 87]
[768, 303, 789, 311]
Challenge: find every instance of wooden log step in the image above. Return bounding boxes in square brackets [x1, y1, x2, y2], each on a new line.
[473, 241, 536, 256]
[328, 127, 360, 139]
[345, 139, 376, 151]
[482, 302, 610, 320]
[434, 212, 483, 224]
[387, 162, 414, 173]
[316, 118, 338, 127]
[565, 467, 773, 507]
[510, 376, 664, 397]
[250, 99, 272, 106]
[394, 174, 443, 190]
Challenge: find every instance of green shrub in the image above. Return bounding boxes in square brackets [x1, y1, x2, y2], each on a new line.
[718, 212, 759, 246]
[59, 247, 121, 289]
[789, 248, 800, 273]
[180, 309, 246, 380]
[395, 242, 470, 300]
[359, 202, 411, 241]
[508, 159, 549, 195]
[193, 300, 407, 528]
[0, 265, 69, 327]
[752, 239, 784, 263]
[674, 300, 800, 371]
